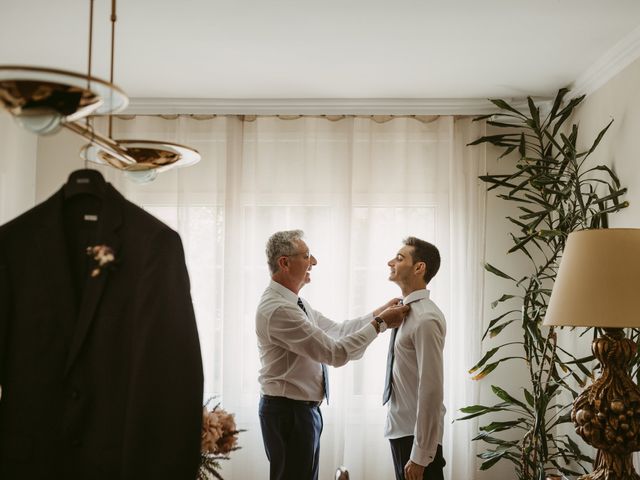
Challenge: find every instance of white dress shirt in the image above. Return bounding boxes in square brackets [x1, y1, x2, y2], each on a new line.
[384, 288, 446, 467]
[256, 280, 377, 402]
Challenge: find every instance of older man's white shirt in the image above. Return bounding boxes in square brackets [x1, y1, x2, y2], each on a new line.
[256, 280, 377, 402]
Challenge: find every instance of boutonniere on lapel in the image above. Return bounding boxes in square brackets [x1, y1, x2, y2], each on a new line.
[86, 244, 117, 278]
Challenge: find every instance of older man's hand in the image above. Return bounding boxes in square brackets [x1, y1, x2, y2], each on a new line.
[372, 297, 402, 317]
[378, 304, 409, 329]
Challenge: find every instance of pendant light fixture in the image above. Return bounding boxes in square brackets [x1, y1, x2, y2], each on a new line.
[0, 0, 200, 183]
[0, 1, 128, 134]
[77, 0, 201, 183]
[81, 139, 201, 183]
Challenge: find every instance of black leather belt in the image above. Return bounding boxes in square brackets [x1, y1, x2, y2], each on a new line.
[261, 395, 322, 408]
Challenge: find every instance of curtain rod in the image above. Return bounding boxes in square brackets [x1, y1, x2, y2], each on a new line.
[104, 113, 450, 124]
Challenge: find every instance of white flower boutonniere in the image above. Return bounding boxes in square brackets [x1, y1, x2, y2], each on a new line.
[86, 245, 116, 278]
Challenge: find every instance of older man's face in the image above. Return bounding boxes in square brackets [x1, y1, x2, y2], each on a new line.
[287, 240, 317, 289]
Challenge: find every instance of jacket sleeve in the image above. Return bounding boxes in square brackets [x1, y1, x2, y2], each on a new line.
[122, 227, 204, 480]
[0, 258, 8, 396]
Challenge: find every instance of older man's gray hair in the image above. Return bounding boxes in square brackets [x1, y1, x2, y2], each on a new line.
[266, 229, 304, 275]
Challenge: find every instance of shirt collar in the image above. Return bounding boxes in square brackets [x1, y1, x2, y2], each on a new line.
[269, 279, 300, 304]
[403, 288, 430, 305]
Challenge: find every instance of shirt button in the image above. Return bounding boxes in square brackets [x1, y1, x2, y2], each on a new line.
[71, 439, 81, 447]
[71, 390, 80, 400]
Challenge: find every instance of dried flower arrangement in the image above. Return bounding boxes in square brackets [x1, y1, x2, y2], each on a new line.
[198, 399, 245, 480]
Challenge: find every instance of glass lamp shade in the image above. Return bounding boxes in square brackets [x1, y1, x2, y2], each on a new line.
[14, 109, 65, 135]
[0, 66, 128, 135]
[80, 139, 201, 183]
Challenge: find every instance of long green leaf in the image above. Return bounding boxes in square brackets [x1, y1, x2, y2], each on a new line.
[491, 294, 517, 309]
[468, 133, 522, 146]
[491, 99, 527, 117]
[469, 346, 501, 373]
[479, 420, 525, 433]
[584, 119, 613, 159]
[528, 97, 540, 129]
[472, 356, 525, 381]
[546, 88, 570, 123]
[488, 319, 517, 338]
[483, 311, 521, 340]
[491, 385, 531, 412]
[484, 263, 515, 281]
[518, 132, 526, 158]
[457, 403, 509, 420]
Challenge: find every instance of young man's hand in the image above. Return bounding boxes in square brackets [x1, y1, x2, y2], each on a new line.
[404, 460, 425, 480]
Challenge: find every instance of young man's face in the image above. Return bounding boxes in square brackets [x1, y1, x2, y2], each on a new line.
[388, 244, 415, 285]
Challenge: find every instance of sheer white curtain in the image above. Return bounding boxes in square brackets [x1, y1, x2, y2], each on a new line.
[0, 114, 37, 224]
[104, 114, 486, 480]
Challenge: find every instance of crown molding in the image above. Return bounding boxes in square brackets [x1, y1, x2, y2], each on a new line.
[570, 24, 640, 99]
[123, 97, 528, 116]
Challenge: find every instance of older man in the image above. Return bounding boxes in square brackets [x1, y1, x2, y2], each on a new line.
[383, 237, 447, 480]
[256, 229, 409, 480]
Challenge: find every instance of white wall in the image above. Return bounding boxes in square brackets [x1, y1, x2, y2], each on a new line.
[476, 58, 640, 479]
[0, 112, 37, 223]
[572, 56, 640, 228]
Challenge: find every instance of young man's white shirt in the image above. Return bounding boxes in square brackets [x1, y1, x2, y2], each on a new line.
[384, 288, 446, 466]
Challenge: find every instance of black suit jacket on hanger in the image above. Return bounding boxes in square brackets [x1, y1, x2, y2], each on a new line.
[0, 182, 204, 479]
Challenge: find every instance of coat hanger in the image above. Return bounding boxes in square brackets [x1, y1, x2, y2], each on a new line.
[63, 168, 107, 199]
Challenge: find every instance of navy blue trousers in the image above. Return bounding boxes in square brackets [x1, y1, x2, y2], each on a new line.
[259, 396, 323, 480]
[389, 437, 445, 480]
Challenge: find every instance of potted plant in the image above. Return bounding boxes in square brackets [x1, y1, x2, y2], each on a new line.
[458, 88, 628, 479]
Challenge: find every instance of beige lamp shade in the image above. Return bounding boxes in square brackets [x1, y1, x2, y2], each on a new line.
[544, 228, 640, 328]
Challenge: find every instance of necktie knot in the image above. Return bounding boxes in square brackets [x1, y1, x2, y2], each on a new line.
[297, 297, 307, 314]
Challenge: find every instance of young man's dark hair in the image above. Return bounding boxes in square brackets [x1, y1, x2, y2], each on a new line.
[404, 236, 440, 284]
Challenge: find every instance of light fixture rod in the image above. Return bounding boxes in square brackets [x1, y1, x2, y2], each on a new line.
[87, 0, 95, 107]
[64, 121, 136, 166]
[84, 0, 96, 168]
[109, 0, 117, 138]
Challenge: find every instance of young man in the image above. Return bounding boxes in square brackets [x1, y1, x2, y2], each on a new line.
[384, 237, 447, 480]
[256, 229, 409, 480]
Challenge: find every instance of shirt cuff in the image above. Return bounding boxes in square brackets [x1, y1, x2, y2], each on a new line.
[363, 322, 378, 340]
[410, 442, 437, 467]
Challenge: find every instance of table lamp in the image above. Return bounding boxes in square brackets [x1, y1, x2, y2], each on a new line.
[544, 228, 640, 480]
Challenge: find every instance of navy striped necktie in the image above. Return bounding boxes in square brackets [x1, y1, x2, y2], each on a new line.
[383, 299, 403, 405]
[297, 297, 330, 404]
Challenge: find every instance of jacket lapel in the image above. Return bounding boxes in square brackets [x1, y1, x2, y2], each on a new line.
[64, 185, 122, 376]
[37, 190, 77, 342]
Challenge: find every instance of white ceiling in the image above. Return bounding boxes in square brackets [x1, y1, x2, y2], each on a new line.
[3, 0, 640, 113]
